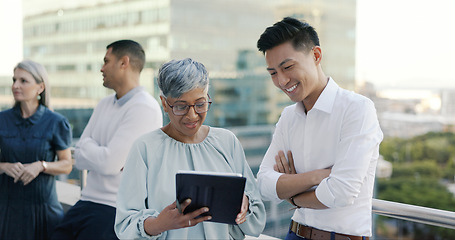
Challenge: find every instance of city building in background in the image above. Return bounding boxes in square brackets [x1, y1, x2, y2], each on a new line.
[4, 0, 273, 110]
[357, 83, 455, 139]
[0, 0, 358, 124]
[210, 50, 292, 127]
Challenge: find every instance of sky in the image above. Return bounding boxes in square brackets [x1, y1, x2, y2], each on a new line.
[1, 0, 455, 90]
[356, 0, 455, 89]
[0, 0, 22, 76]
[0, 0, 113, 76]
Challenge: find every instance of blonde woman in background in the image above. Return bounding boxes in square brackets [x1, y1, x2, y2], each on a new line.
[0, 60, 73, 239]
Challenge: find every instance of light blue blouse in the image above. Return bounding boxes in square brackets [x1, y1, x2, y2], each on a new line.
[115, 127, 266, 239]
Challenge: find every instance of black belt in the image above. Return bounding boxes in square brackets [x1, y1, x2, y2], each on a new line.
[290, 220, 369, 240]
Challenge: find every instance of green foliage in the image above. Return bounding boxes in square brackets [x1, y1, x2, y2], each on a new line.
[391, 161, 442, 179]
[380, 131, 455, 176]
[377, 131, 455, 239]
[378, 133, 455, 209]
[443, 157, 455, 180]
[377, 177, 455, 211]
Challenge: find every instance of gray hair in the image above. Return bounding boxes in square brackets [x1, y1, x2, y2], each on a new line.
[157, 58, 209, 98]
[14, 60, 50, 107]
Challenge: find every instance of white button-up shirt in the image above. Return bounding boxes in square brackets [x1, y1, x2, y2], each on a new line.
[257, 78, 383, 237]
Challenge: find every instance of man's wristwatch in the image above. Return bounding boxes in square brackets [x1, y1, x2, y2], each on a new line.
[41, 161, 48, 172]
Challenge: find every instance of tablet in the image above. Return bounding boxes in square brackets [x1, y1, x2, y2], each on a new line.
[175, 170, 246, 224]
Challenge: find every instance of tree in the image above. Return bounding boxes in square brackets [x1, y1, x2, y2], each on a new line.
[377, 132, 455, 239]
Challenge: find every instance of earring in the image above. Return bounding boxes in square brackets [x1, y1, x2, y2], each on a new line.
[37, 94, 41, 100]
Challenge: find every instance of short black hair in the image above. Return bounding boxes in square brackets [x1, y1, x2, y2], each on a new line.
[106, 40, 145, 72]
[257, 17, 320, 54]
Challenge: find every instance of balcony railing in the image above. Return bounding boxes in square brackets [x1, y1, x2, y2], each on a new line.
[372, 198, 455, 230]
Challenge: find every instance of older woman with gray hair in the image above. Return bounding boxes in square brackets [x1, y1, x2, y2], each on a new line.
[115, 58, 266, 239]
[0, 60, 73, 239]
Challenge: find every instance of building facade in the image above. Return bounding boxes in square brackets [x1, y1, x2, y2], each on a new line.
[11, 0, 273, 110]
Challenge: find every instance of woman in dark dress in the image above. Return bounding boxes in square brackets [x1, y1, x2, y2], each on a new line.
[0, 60, 73, 239]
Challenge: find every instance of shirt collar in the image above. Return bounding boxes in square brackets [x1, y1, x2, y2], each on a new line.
[113, 86, 144, 106]
[295, 77, 338, 115]
[312, 77, 338, 114]
[13, 104, 46, 125]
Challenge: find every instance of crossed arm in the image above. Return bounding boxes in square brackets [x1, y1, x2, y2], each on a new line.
[274, 150, 330, 209]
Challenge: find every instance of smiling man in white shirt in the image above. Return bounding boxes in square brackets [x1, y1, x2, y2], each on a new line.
[256, 17, 383, 240]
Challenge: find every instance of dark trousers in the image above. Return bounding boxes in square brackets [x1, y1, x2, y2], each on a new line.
[51, 200, 118, 240]
[285, 229, 310, 240]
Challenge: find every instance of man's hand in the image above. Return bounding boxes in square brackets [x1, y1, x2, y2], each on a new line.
[274, 150, 332, 202]
[274, 150, 296, 174]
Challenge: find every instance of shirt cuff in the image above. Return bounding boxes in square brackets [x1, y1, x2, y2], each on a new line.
[138, 214, 164, 239]
[243, 191, 256, 220]
[315, 179, 335, 208]
[258, 170, 283, 202]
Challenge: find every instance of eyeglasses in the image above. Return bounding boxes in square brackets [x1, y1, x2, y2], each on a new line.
[164, 95, 212, 116]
